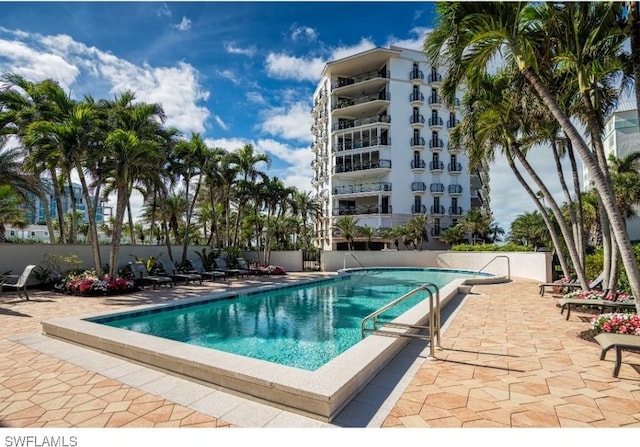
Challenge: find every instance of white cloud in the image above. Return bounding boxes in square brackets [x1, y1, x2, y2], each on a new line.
[172, 17, 191, 31]
[259, 101, 313, 142]
[386, 27, 431, 51]
[246, 91, 266, 104]
[213, 115, 229, 131]
[265, 53, 325, 81]
[156, 3, 172, 17]
[216, 69, 240, 85]
[291, 25, 317, 42]
[329, 38, 376, 61]
[224, 41, 257, 57]
[0, 30, 210, 135]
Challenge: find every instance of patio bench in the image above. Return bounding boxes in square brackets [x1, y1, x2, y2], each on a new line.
[594, 332, 640, 378]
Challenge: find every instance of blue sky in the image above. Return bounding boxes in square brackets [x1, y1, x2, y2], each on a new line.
[0, 1, 580, 234]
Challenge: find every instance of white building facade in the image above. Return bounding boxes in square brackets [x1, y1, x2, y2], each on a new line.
[310, 46, 490, 251]
[584, 102, 640, 241]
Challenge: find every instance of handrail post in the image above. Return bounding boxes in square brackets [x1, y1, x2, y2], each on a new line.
[476, 255, 510, 280]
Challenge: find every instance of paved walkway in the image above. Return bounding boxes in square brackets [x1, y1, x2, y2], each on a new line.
[1, 275, 639, 428]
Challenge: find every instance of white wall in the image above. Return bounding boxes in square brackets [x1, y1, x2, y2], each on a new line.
[321, 250, 551, 282]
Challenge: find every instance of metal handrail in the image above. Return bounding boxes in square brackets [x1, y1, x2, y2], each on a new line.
[361, 282, 440, 358]
[343, 252, 365, 270]
[476, 255, 510, 280]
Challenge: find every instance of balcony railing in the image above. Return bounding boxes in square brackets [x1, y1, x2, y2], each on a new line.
[430, 139, 445, 149]
[429, 95, 442, 105]
[410, 114, 425, 125]
[448, 184, 463, 194]
[333, 114, 391, 131]
[447, 119, 460, 128]
[333, 159, 392, 174]
[331, 69, 390, 90]
[430, 183, 444, 193]
[333, 182, 392, 195]
[411, 182, 427, 192]
[410, 70, 424, 81]
[411, 159, 426, 169]
[411, 137, 426, 146]
[429, 117, 444, 127]
[412, 204, 427, 214]
[430, 205, 445, 214]
[410, 92, 424, 102]
[335, 137, 391, 151]
[334, 204, 392, 215]
[428, 72, 443, 83]
[430, 161, 445, 171]
[449, 206, 464, 216]
[448, 162, 463, 172]
[333, 92, 391, 110]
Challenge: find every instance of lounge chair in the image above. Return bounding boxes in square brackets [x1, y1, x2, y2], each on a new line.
[214, 257, 249, 277]
[237, 257, 269, 276]
[128, 261, 173, 289]
[559, 290, 636, 320]
[595, 332, 640, 378]
[156, 259, 202, 285]
[187, 258, 227, 281]
[0, 264, 37, 300]
[538, 278, 578, 296]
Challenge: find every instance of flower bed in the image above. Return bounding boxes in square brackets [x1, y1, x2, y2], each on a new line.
[54, 270, 137, 296]
[592, 313, 640, 336]
[561, 289, 635, 303]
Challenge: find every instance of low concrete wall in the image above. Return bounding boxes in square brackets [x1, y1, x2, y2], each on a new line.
[322, 250, 552, 282]
[0, 244, 305, 286]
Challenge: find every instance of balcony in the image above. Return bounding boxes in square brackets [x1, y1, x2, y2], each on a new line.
[334, 136, 391, 152]
[332, 92, 391, 113]
[430, 139, 445, 151]
[412, 204, 427, 214]
[428, 72, 442, 84]
[430, 205, 445, 215]
[448, 184, 463, 195]
[333, 159, 392, 175]
[410, 91, 424, 106]
[410, 69, 424, 83]
[411, 182, 427, 193]
[428, 95, 443, 108]
[334, 204, 392, 216]
[449, 206, 464, 216]
[429, 116, 444, 130]
[430, 183, 445, 193]
[333, 182, 392, 195]
[430, 161, 444, 172]
[410, 159, 426, 170]
[448, 162, 463, 173]
[332, 114, 391, 132]
[447, 118, 460, 129]
[449, 97, 461, 108]
[331, 70, 390, 92]
[410, 114, 425, 127]
[411, 136, 426, 148]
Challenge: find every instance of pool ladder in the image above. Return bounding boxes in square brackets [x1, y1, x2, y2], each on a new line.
[360, 282, 441, 359]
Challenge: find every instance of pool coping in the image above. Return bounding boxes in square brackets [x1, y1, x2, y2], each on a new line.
[41, 271, 507, 422]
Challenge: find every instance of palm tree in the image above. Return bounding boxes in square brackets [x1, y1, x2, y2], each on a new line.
[0, 185, 26, 243]
[358, 224, 376, 250]
[508, 212, 551, 249]
[426, 1, 640, 306]
[405, 214, 429, 250]
[460, 209, 490, 245]
[440, 225, 466, 247]
[333, 215, 359, 251]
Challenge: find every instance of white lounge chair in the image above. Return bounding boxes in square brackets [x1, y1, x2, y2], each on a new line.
[0, 264, 37, 300]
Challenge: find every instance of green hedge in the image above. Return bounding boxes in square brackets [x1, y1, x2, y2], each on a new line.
[450, 242, 533, 252]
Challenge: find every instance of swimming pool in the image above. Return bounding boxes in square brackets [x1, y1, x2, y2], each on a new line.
[93, 268, 487, 371]
[42, 267, 505, 422]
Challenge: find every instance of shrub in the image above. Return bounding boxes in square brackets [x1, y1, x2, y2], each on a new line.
[54, 269, 137, 296]
[450, 242, 532, 252]
[592, 313, 640, 336]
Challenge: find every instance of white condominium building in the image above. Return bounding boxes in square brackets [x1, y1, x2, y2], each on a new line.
[310, 46, 491, 251]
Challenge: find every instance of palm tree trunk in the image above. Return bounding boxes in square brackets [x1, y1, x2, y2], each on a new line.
[566, 140, 585, 266]
[630, 2, 640, 127]
[76, 162, 102, 274]
[108, 186, 129, 279]
[522, 67, 640, 310]
[182, 177, 201, 265]
[505, 152, 572, 278]
[49, 168, 66, 243]
[511, 146, 587, 286]
[551, 140, 581, 265]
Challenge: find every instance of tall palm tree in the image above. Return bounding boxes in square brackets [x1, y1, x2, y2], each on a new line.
[0, 184, 26, 243]
[426, 1, 640, 305]
[333, 215, 359, 251]
[405, 214, 429, 250]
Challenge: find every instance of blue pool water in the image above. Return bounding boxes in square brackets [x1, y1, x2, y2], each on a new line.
[92, 268, 489, 371]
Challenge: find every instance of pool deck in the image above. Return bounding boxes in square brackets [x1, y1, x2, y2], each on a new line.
[1, 273, 640, 428]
